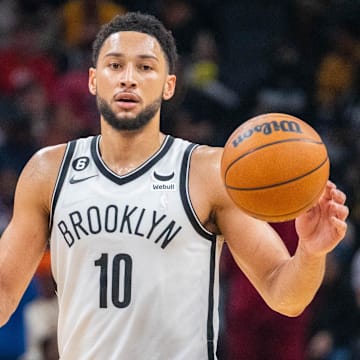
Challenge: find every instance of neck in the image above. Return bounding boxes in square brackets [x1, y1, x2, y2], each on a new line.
[99, 124, 166, 175]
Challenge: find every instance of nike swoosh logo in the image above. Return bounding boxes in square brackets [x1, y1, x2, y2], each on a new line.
[69, 175, 98, 184]
[153, 171, 175, 181]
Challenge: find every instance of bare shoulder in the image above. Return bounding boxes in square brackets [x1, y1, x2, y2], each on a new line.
[190, 145, 224, 191]
[189, 145, 230, 232]
[191, 144, 223, 167]
[189, 144, 259, 234]
[29, 143, 67, 175]
[17, 143, 67, 211]
[21, 143, 67, 181]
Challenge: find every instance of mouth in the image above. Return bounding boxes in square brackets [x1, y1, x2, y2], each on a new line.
[115, 92, 140, 103]
[114, 92, 140, 110]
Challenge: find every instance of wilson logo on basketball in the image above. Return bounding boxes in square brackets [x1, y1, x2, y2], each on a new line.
[221, 113, 329, 222]
[232, 120, 303, 147]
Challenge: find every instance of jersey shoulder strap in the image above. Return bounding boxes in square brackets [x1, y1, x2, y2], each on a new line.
[49, 138, 81, 229]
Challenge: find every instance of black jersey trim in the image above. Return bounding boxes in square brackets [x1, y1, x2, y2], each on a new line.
[207, 240, 216, 360]
[180, 144, 215, 241]
[90, 135, 175, 185]
[180, 143, 217, 359]
[49, 140, 77, 230]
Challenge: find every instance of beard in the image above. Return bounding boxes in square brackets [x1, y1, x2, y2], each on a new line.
[96, 95, 162, 131]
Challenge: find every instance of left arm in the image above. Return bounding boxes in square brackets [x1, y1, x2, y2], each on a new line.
[271, 181, 348, 314]
[190, 146, 349, 317]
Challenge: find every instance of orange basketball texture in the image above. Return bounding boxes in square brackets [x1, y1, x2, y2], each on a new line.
[221, 113, 330, 222]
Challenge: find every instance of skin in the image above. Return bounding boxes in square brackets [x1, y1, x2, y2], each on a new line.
[0, 31, 349, 325]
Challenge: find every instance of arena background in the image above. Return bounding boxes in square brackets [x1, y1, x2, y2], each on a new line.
[0, 1, 359, 359]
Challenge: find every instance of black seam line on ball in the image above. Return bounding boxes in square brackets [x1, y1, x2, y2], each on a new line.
[226, 157, 329, 191]
[226, 137, 325, 173]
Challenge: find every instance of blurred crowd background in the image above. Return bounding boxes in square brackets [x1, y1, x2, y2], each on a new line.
[0, 0, 359, 359]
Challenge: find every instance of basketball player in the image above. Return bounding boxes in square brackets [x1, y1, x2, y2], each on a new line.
[0, 12, 348, 360]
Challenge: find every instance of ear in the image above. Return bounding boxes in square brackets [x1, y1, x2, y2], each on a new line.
[88, 67, 97, 95]
[163, 74, 176, 100]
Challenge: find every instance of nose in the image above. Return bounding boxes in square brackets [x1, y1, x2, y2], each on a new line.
[119, 64, 137, 88]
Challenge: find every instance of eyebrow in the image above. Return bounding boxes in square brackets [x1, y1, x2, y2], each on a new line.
[104, 52, 160, 62]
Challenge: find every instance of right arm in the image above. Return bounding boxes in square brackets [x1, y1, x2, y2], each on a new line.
[0, 144, 66, 326]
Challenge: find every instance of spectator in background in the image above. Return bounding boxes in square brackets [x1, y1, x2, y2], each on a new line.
[60, 0, 127, 48]
[39, 75, 97, 147]
[313, 24, 360, 131]
[170, 28, 239, 145]
[252, 42, 309, 120]
[0, 0, 19, 45]
[0, 99, 37, 234]
[185, 30, 239, 111]
[13, 79, 52, 148]
[46, 0, 127, 144]
[341, 72, 360, 139]
[0, 20, 58, 98]
[341, 71, 360, 180]
[58, 0, 127, 69]
[48, 69, 99, 140]
[0, 113, 38, 175]
[156, 0, 201, 58]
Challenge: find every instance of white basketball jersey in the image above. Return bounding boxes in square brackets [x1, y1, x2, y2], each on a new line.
[49, 135, 224, 360]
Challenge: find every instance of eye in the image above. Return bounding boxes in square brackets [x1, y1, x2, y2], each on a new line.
[109, 62, 121, 70]
[139, 64, 153, 71]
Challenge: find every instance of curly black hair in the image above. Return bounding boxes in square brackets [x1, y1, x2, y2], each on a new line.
[92, 11, 178, 74]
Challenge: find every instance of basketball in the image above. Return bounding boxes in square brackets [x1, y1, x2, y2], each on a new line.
[220, 113, 330, 222]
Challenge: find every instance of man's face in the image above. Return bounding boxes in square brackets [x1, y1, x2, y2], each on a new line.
[89, 31, 176, 131]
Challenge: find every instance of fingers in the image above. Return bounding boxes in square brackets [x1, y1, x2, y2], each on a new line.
[319, 181, 347, 209]
[319, 180, 336, 203]
[318, 180, 349, 224]
[330, 215, 348, 239]
[328, 183, 349, 239]
[330, 200, 349, 221]
[325, 179, 336, 193]
[329, 184, 348, 217]
[330, 185, 347, 205]
[326, 179, 337, 190]
[325, 181, 349, 223]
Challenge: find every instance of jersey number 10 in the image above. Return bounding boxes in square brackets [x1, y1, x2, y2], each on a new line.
[94, 253, 132, 308]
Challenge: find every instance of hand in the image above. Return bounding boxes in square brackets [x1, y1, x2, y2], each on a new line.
[295, 181, 349, 257]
